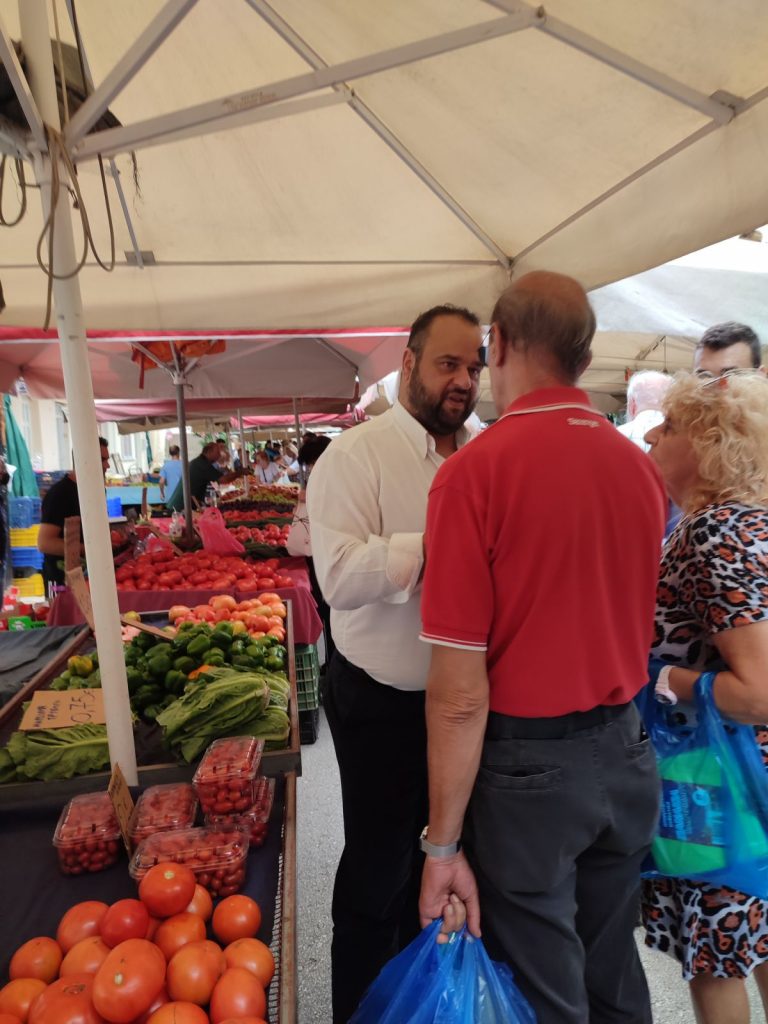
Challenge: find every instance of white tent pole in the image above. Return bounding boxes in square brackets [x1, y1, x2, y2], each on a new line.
[20, 0, 137, 783]
[292, 398, 305, 488]
[168, 344, 193, 540]
[237, 407, 250, 497]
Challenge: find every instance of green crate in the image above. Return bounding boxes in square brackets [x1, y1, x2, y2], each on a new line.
[295, 643, 320, 711]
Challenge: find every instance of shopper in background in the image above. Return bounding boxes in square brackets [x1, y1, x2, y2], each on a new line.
[643, 370, 768, 1024]
[253, 449, 281, 485]
[418, 272, 666, 1024]
[618, 370, 672, 452]
[308, 303, 484, 1023]
[694, 321, 765, 376]
[158, 444, 182, 502]
[38, 437, 111, 589]
[166, 441, 246, 511]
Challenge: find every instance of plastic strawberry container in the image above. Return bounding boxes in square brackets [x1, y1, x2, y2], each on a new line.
[193, 735, 264, 816]
[130, 783, 198, 851]
[205, 776, 276, 847]
[53, 792, 122, 875]
[129, 824, 249, 897]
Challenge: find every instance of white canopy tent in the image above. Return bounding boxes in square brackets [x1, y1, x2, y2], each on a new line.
[1, 0, 767, 784]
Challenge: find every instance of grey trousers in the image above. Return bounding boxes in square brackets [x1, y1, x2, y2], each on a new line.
[466, 701, 659, 1024]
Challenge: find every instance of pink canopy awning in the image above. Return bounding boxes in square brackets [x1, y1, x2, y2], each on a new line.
[0, 326, 409, 401]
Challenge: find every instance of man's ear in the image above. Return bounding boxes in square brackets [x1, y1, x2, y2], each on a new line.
[489, 324, 505, 368]
[576, 349, 593, 378]
[402, 347, 415, 386]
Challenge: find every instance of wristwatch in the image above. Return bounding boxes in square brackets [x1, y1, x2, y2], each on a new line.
[419, 826, 461, 858]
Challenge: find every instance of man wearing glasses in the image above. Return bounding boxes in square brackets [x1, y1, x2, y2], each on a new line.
[38, 436, 111, 590]
[694, 321, 765, 376]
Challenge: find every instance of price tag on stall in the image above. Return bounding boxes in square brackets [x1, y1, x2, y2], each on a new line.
[65, 567, 95, 631]
[64, 515, 82, 573]
[108, 763, 137, 853]
[20, 687, 106, 731]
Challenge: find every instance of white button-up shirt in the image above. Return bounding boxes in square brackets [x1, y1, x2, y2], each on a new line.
[307, 401, 472, 690]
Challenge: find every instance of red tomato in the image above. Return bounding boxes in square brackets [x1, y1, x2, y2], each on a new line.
[28, 973, 105, 1024]
[130, 987, 168, 1024]
[212, 897, 262, 946]
[215, 1019, 267, 1024]
[255, 578, 274, 590]
[9, 936, 62, 983]
[0, 979, 47, 1022]
[184, 886, 213, 922]
[60, 936, 111, 977]
[223, 938, 274, 988]
[153, 913, 206, 962]
[92, 939, 165, 1024]
[209, 969, 266, 1024]
[146, 1004, 208, 1024]
[99, 900, 150, 949]
[57, 902, 109, 954]
[166, 940, 224, 1004]
[0, 1013, 23, 1024]
[139, 863, 197, 919]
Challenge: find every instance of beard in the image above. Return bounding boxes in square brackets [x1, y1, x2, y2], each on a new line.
[407, 366, 477, 436]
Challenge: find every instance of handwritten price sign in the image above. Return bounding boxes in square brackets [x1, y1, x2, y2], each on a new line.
[20, 688, 106, 731]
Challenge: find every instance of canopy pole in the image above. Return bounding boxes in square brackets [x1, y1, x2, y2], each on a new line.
[173, 376, 193, 540]
[20, 0, 137, 783]
[237, 407, 249, 496]
[292, 398, 305, 488]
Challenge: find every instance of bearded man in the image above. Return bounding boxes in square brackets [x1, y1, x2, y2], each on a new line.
[307, 304, 484, 1022]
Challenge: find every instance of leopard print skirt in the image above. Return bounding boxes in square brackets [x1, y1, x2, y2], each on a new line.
[642, 727, 768, 980]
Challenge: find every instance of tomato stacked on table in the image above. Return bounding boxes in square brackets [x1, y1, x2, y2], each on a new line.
[115, 548, 294, 594]
[0, 869, 273, 1024]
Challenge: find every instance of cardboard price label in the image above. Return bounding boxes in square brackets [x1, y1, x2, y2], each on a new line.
[20, 688, 105, 731]
[65, 567, 95, 631]
[108, 763, 136, 853]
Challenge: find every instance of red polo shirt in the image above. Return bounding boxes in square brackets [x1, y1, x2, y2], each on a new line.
[420, 388, 667, 717]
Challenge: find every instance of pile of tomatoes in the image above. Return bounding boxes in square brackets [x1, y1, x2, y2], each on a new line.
[114, 548, 294, 594]
[226, 526, 290, 549]
[0, 864, 273, 1024]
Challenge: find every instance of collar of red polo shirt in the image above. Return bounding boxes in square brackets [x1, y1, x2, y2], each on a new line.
[495, 386, 604, 423]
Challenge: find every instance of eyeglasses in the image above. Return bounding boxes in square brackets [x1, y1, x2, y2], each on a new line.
[695, 368, 763, 388]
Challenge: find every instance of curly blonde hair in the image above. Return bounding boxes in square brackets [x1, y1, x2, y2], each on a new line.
[662, 371, 768, 512]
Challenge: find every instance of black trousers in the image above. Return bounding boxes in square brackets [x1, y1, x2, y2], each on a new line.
[322, 651, 428, 1024]
[466, 702, 660, 1024]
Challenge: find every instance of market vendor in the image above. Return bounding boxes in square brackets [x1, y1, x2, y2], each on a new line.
[166, 441, 248, 511]
[38, 437, 111, 590]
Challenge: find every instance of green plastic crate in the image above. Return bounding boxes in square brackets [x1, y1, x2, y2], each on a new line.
[295, 643, 320, 711]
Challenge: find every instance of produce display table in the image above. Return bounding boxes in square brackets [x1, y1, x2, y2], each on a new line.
[47, 561, 322, 644]
[0, 772, 297, 1022]
[0, 626, 85, 707]
[106, 485, 163, 507]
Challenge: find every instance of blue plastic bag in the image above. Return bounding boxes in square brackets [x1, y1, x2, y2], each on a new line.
[641, 672, 768, 896]
[349, 920, 536, 1024]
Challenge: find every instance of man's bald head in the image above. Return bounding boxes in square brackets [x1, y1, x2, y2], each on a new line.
[491, 271, 596, 383]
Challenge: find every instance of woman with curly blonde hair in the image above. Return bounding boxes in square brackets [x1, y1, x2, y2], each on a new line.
[643, 369, 768, 1024]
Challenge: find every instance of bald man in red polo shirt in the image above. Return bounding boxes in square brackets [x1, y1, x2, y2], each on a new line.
[418, 272, 666, 1024]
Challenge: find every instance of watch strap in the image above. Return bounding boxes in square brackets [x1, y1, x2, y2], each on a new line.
[420, 827, 461, 858]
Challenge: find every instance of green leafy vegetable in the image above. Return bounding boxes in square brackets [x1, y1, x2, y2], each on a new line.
[5, 724, 110, 781]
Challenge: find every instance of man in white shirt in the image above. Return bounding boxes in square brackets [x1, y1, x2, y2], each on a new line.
[308, 304, 484, 1022]
[616, 370, 671, 453]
